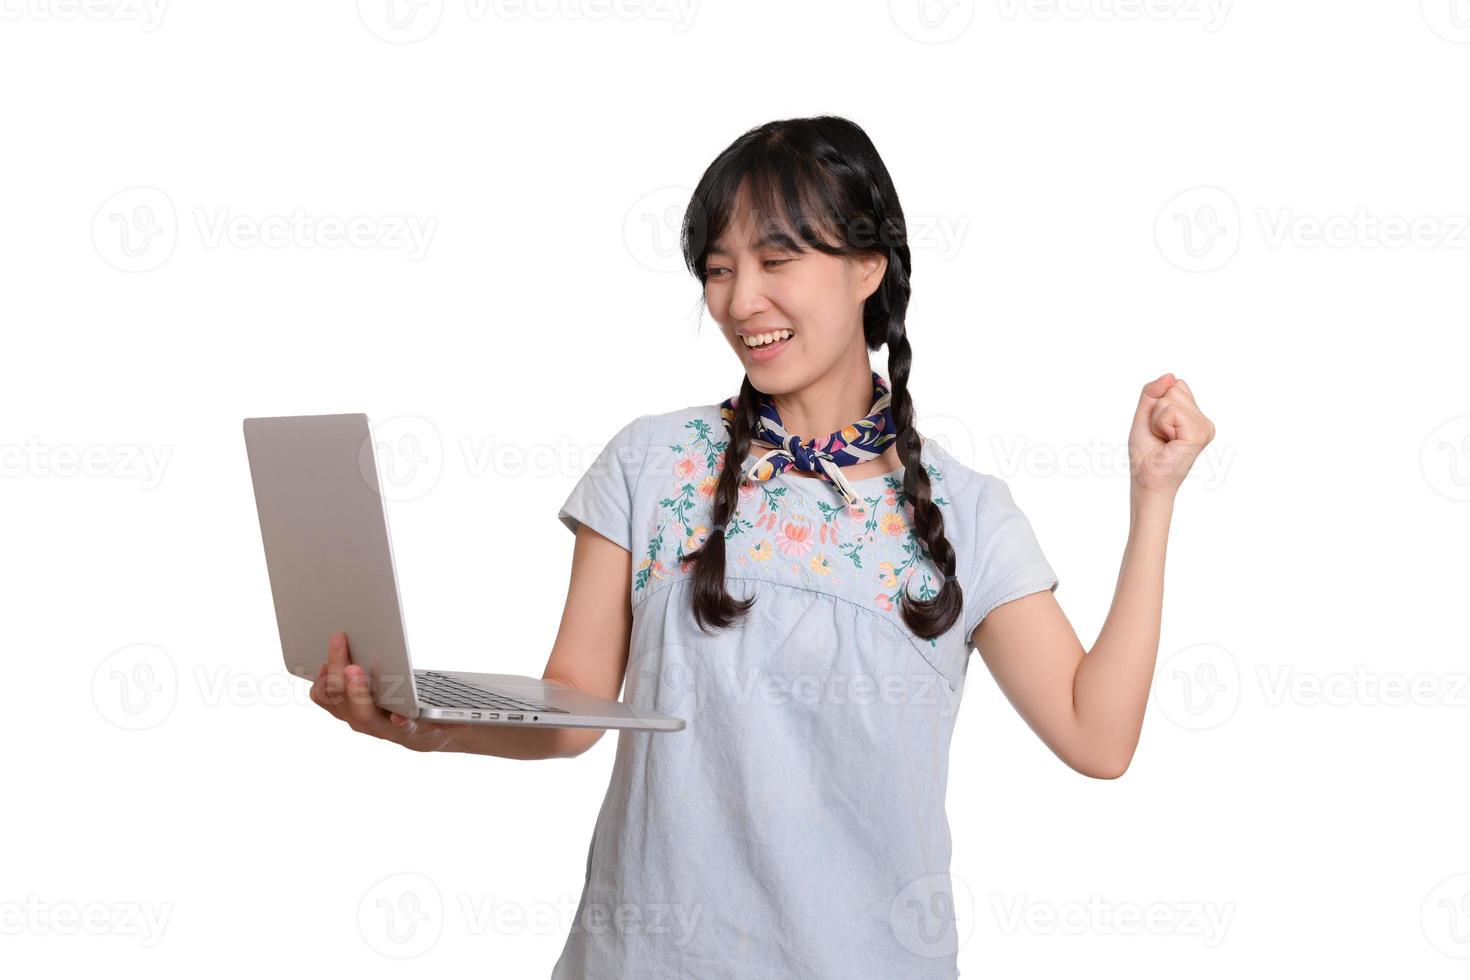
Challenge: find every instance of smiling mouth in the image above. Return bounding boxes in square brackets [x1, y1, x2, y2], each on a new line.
[740, 328, 795, 349]
[743, 332, 793, 360]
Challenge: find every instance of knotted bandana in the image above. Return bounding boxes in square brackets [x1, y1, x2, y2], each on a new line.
[718, 370, 899, 508]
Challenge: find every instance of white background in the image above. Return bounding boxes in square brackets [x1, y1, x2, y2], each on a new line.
[4, 0, 1468, 976]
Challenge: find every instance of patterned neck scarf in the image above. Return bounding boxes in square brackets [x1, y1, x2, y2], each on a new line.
[718, 370, 898, 507]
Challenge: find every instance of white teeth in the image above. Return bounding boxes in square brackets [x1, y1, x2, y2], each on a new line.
[743, 329, 793, 347]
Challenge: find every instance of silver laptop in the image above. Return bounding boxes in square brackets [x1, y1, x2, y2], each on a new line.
[242, 412, 684, 733]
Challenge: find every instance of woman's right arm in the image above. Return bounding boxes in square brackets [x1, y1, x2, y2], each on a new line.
[309, 522, 633, 761]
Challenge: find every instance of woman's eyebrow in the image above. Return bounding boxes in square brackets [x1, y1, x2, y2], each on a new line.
[707, 230, 802, 257]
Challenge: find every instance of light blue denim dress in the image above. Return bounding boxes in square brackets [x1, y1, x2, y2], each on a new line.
[551, 403, 1059, 979]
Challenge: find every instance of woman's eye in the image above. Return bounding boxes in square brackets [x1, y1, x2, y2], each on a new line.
[704, 259, 789, 278]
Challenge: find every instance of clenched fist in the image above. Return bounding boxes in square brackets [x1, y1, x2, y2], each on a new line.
[1128, 373, 1216, 498]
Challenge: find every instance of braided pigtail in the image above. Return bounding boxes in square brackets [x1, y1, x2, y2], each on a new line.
[884, 309, 963, 639]
[682, 375, 761, 634]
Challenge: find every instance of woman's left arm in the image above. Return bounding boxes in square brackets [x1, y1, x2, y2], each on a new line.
[973, 373, 1216, 779]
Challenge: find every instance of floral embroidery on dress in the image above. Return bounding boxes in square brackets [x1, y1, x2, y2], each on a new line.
[636, 412, 956, 647]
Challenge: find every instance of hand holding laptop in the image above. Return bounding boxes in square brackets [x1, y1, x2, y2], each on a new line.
[309, 631, 470, 751]
[243, 413, 684, 734]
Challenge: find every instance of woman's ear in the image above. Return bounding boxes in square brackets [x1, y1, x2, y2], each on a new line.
[854, 251, 888, 303]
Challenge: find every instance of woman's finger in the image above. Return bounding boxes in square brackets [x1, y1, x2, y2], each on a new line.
[1150, 399, 1183, 442]
[1169, 378, 1201, 412]
[344, 666, 395, 735]
[322, 632, 348, 709]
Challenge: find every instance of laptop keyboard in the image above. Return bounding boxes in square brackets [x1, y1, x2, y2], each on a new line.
[413, 670, 568, 713]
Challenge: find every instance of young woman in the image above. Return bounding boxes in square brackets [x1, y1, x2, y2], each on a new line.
[310, 115, 1215, 978]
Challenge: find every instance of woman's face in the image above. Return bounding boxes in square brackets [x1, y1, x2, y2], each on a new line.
[702, 188, 886, 393]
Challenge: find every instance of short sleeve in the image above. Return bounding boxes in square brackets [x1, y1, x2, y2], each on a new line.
[556, 414, 649, 553]
[963, 476, 1059, 648]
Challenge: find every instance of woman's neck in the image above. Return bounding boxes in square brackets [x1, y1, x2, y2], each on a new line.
[762, 352, 876, 440]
